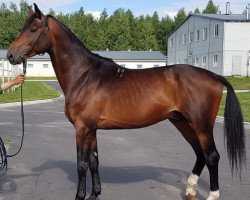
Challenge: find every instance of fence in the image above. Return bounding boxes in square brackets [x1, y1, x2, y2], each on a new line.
[0, 59, 22, 92]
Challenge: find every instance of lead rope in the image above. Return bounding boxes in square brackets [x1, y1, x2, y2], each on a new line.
[0, 59, 27, 176]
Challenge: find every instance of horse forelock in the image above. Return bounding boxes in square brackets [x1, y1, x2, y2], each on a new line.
[21, 14, 37, 32]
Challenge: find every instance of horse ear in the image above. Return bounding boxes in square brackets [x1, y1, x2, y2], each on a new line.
[34, 3, 44, 19]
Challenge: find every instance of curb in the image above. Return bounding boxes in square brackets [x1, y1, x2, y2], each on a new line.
[223, 90, 250, 93]
[0, 94, 64, 108]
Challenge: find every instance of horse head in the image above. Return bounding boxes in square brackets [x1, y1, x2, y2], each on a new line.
[7, 4, 51, 65]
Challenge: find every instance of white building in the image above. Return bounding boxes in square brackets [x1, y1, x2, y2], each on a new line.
[167, 13, 250, 76]
[0, 50, 166, 77]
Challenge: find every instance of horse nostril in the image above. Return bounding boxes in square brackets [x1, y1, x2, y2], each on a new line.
[7, 53, 13, 61]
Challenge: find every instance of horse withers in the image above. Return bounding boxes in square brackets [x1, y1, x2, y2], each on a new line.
[7, 4, 245, 200]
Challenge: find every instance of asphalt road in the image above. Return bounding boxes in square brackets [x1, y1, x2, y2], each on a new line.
[0, 86, 249, 200]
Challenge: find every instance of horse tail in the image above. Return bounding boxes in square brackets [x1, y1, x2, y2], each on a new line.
[216, 75, 246, 177]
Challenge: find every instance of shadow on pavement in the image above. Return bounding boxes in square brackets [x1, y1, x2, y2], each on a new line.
[32, 159, 209, 199]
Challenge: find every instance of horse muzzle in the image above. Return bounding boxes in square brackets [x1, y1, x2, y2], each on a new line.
[7, 49, 27, 65]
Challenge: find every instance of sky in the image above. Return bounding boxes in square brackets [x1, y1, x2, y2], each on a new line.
[0, 0, 249, 18]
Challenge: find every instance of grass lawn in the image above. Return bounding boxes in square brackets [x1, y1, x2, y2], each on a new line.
[0, 81, 60, 103]
[26, 76, 57, 80]
[225, 77, 250, 90]
[220, 77, 250, 122]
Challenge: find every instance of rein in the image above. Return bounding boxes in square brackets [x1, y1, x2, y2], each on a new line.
[0, 59, 27, 176]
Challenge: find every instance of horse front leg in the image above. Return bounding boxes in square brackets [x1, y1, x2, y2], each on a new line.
[86, 132, 101, 200]
[75, 125, 92, 200]
[75, 125, 101, 200]
[76, 145, 89, 200]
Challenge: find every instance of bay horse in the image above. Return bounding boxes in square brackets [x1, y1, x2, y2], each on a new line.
[7, 4, 245, 200]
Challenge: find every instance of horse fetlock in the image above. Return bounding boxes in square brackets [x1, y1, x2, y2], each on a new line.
[86, 191, 101, 200]
[75, 194, 86, 200]
[185, 173, 199, 196]
[207, 190, 220, 200]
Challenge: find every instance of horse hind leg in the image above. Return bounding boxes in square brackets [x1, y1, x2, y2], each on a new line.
[169, 116, 205, 200]
[196, 130, 220, 200]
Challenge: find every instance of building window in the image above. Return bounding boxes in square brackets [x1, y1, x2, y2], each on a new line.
[214, 24, 219, 37]
[203, 27, 207, 40]
[170, 37, 174, 47]
[213, 55, 218, 67]
[195, 57, 199, 64]
[183, 33, 187, 45]
[195, 57, 199, 67]
[121, 64, 126, 67]
[183, 59, 187, 64]
[28, 64, 33, 68]
[154, 65, 159, 67]
[202, 56, 207, 68]
[137, 64, 143, 69]
[189, 32, 194, 43]
[196, 30, 200, 41]
[43, 64, 49, 68]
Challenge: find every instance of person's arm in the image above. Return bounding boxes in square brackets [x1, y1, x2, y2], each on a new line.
[0, 74, 25, 93]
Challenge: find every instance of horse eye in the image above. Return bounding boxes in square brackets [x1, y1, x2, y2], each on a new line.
[30, 27, 37, 32]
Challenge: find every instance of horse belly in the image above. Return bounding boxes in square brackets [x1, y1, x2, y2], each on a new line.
[97, 103, 172, 129]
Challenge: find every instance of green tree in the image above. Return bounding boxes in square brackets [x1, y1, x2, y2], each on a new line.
[9, 2, 18, 12]
[132, 16, 159, 51]
[20, 0, 29, 14]
[158, 15, 174, 54]
[203, 0, 218, 14]
[106, 8, 132, 50]
[194, 7, 201, 14]
[48, 8, 56, 16]
[93, 9, 109, 50]
[0, 3, 8, 12]
[0, 2, 182, 55]
[174, 8, 187, 28]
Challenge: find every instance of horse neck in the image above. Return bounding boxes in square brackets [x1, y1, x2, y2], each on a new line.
[47, 18, 92, 95]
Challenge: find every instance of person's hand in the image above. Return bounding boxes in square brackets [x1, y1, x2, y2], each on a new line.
[12, 74, 25, 85]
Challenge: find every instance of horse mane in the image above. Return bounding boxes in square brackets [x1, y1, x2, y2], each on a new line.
[47, 15, 116, 65]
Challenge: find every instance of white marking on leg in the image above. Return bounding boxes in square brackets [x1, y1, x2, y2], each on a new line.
[185, 173, 199, 196]
[207, 190, 220, 200]
[94, 151, 98, 157]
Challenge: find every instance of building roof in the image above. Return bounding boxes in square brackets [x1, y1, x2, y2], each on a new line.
[93, 51, 166, 61]
[193, 13, 250, 22]
[168, 13, 250, 37]
[0, 49, 166, 61]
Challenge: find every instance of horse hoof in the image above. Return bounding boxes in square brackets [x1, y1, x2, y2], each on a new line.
[75, 195, 85, 200]
[186, 194, 196, 200]
[86, 193, 98, 200]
